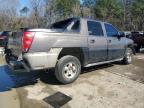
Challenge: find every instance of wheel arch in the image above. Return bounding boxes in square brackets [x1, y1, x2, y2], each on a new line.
[58, 47, 86, 66]
[127, 44, 136, 55]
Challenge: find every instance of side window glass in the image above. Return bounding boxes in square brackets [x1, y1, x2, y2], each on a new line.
[87, 21, 104, 36]
[105, 23, 119, 37]
[71, 20, 80, 31]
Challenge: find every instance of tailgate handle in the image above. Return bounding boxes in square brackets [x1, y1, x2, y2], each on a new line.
[90, 39, 95, 43]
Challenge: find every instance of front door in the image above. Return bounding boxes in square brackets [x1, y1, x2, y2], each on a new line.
[87, 21, 108, 63]
[104, 23, 125, 60]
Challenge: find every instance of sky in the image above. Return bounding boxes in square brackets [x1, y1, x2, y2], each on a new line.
[17, 0, 31, 15]
[16, 0, 82, 13]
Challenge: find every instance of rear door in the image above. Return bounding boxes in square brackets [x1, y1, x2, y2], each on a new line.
[104, 23, 125, 60]
[87, 21, 108, 63]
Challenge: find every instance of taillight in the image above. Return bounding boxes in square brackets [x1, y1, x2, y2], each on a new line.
[22, 32, 35, 52]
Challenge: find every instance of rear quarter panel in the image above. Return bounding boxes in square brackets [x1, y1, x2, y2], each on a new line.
[29, 32, 88, 53]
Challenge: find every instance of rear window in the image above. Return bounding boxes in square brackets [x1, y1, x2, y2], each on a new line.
[50, 18, 74, 29]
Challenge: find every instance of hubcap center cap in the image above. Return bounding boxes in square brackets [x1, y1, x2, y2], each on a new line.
[63, 62, 77, 79]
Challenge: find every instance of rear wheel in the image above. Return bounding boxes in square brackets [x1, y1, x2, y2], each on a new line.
[55, 55, 81, 84]
[122, 48, 133, 64]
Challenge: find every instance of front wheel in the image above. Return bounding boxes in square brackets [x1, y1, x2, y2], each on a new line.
[135, 44, 141, 52]
[122, 48, 133, 64]
[55, 55, 81, 84]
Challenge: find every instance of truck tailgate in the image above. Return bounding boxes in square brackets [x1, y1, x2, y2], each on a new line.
[8, 32, 22, 57]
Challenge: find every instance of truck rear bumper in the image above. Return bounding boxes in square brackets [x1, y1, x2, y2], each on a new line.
[8, 48, 62, 72]
[9, 60, 31, 72]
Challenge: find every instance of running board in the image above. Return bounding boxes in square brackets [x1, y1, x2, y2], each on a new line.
[84, 58, 123, 67]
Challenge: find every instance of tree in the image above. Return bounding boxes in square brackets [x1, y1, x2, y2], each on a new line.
[43, 0, 81, 26]
[30, 0, 43, 27]
[82, 0, 96, 18]
[20, 6, 29, 17]
[120, 0, 133, 30]
[131, 0, 144, 31]
[55, 0, 80, 19]
[95, 0, 122, 20]
[43, 0, 57, 27]
[0, 0, 19, 30]
[94, 0, 123, 29]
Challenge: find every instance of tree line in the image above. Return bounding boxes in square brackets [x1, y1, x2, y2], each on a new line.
[0, 0, 143, 31]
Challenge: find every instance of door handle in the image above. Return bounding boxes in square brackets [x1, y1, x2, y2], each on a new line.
[108, 40, 111, 43]
[90, 40, 95, 43]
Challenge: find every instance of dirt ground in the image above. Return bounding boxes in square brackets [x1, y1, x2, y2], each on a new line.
[0, 52, 144, 108]
[0, 52, 20, 108]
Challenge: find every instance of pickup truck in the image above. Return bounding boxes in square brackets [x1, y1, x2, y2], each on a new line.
[0, 31, 10, 48]
[7, 17, 134, 84]
[131, 32, 144, 52]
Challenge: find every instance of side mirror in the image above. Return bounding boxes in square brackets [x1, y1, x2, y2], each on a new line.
[118, 32, 125, 38]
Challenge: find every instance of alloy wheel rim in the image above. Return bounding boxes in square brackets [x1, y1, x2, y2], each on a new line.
[127, 52, 132, 63]
[63, 62, 77, 79]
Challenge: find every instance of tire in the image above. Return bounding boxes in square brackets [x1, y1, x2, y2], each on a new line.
[135, 44, 141, 52]
[122, 48, 133, 64]
[55, 55, 81, 84]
